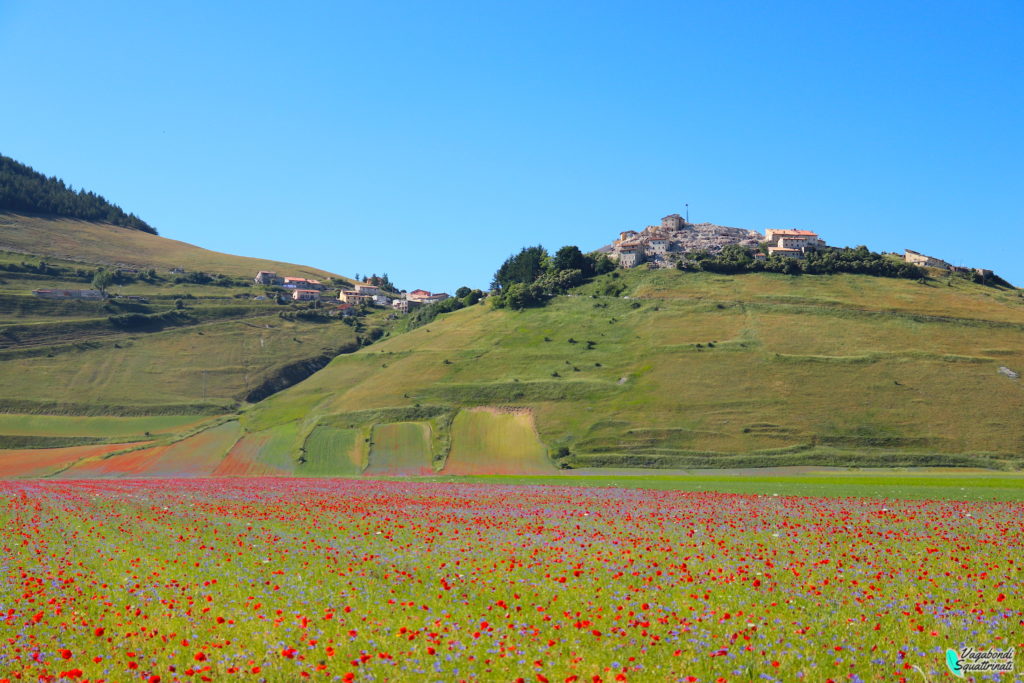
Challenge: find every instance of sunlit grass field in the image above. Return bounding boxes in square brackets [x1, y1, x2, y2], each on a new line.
[0, 477, 1019, 682]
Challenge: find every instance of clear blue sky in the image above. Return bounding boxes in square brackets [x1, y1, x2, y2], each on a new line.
[2, 1, 1021, 290]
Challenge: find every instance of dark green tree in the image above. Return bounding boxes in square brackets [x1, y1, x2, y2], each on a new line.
[552, 245, 591, 276]
[491, 246, 548, 291]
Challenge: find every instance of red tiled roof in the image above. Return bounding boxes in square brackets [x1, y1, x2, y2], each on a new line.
[771, 230, 817, 236]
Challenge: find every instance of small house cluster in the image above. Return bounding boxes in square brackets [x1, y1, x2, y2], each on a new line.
[254, 270, 449, 312]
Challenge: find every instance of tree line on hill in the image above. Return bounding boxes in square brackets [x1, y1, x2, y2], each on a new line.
[489, 245, 617, 310]
[0, 155, 156, 234]
[687, 244, 929, 279]
[485, 241, 971, 312]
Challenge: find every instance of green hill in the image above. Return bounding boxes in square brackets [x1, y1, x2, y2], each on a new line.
[0, 213, 387, 451]
[234, 267, 1024, 473]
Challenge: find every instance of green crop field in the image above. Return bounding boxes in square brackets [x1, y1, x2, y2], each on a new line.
[301, 425, 365, 476]
[242, 267, 1024, 472]
[365, 422, 433, 475]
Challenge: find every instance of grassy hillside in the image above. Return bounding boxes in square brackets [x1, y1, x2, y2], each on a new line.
[0, 212, 345, 280]
[0, 216, 391, 451]
[236, 267, 1024, 471]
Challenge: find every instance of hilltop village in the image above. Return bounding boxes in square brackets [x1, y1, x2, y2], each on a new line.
[604, 212, 994, 277]
[31, 267, 450, 316]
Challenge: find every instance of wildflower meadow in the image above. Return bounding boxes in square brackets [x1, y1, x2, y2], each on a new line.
[0, 479, 1020, 682]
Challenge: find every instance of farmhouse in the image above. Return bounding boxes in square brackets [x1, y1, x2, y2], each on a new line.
[408, 289, 450, 304]
[283, 277, 325, 290]
[291, 289, 321, 302]
[355, 283, 381, 296]
[764, 229, 826, 258]
[254, 270, 281, 285]
[338, 290, 373, 304]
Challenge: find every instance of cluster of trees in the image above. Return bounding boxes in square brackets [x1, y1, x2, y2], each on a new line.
[490, 245, 616, 310]
[405, 286, 485, 329]
[687, 245, 928, 280]
[0, 155, 156, 234]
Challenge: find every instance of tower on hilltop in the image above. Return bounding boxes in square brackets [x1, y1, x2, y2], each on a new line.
[661, 214, 685, 230]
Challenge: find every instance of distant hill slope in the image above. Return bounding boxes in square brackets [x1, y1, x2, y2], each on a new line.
[0, 155, 155, 233]
[236, 268, 1024, 473]
[0, 212, 342, 280]
[0, 213, 389, 454]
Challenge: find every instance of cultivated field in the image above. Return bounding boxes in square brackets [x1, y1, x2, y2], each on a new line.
[0, 478, 1019, 682]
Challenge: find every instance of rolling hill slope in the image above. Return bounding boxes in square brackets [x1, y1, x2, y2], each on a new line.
[0, 214, 388, 454]
[0, 212, 343, 280]
[230, 267, 1024, 473]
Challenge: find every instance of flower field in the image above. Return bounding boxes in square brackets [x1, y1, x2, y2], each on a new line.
[0, 479, 1020, 682]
